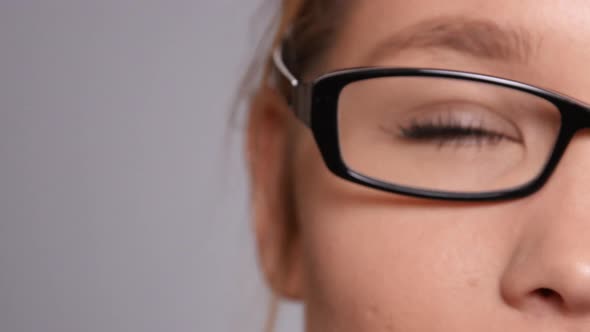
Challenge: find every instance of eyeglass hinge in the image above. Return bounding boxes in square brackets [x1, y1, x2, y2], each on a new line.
[293, 84, 312, 127]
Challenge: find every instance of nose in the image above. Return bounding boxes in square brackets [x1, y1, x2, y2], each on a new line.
[500, 132, 590, 316]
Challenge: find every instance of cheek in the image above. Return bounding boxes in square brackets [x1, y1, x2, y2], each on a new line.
[293, 134, 525, 331]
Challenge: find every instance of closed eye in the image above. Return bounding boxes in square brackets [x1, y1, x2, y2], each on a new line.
[396, 123, 522, 147]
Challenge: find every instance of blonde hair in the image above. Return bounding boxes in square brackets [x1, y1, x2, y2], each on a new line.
[240, 0, 344, 106]
[246, 1, 346, 331]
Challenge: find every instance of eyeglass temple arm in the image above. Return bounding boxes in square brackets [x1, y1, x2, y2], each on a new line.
[272, 45, 312, 126]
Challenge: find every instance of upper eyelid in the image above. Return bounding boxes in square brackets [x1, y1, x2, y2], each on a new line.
[393, 102, 525, 141]
[397, 122, 522, 146]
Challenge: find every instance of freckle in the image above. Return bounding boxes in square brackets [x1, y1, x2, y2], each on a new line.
[468, 278, 479, 288]
[365, 304, 379, 321]
[364, 305, 397, 331]
[385, 319, 395, 331]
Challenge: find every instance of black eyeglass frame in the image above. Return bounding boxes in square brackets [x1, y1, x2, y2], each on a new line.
[272, 47, 590, 201]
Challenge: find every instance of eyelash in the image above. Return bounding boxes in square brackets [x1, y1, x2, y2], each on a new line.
[397, 119, 514, 147]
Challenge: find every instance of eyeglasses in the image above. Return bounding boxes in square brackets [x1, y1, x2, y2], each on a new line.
[272, 46, 590, 201]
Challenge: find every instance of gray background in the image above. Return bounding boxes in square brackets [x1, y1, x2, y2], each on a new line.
[0, 1, 302, 331]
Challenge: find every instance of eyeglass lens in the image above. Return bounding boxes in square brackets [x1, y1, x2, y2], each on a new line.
[337, 76, 562, 193]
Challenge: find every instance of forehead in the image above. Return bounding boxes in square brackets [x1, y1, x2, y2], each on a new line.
[322, 0, 590, 98]
[342, 0, 585, 42]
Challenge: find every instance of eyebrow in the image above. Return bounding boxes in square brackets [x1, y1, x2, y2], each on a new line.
[366, 17, 539, 64]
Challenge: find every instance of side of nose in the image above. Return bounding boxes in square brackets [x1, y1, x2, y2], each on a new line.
[500, 133, 590, 316]
[500, 219, 590, 314]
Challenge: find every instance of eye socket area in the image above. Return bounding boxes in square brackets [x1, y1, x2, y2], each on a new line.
[335, 75, 563, 193]
[391, 100, 525, 148]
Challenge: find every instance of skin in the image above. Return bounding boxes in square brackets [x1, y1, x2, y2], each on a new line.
[248, 1, 590, 331]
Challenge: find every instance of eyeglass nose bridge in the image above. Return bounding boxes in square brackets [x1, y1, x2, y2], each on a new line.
[575, 102, 590, 129]
[528, 98, 590, 192]
[548, 98, 590, 135]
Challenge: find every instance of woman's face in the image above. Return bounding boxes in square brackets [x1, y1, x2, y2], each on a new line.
[251, 1, 590, 331]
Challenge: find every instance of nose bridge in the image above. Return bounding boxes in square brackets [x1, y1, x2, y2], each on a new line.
[532, 127, 590, 259]
[540, 127, 590, 207]
[500, 135, 590, 315]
